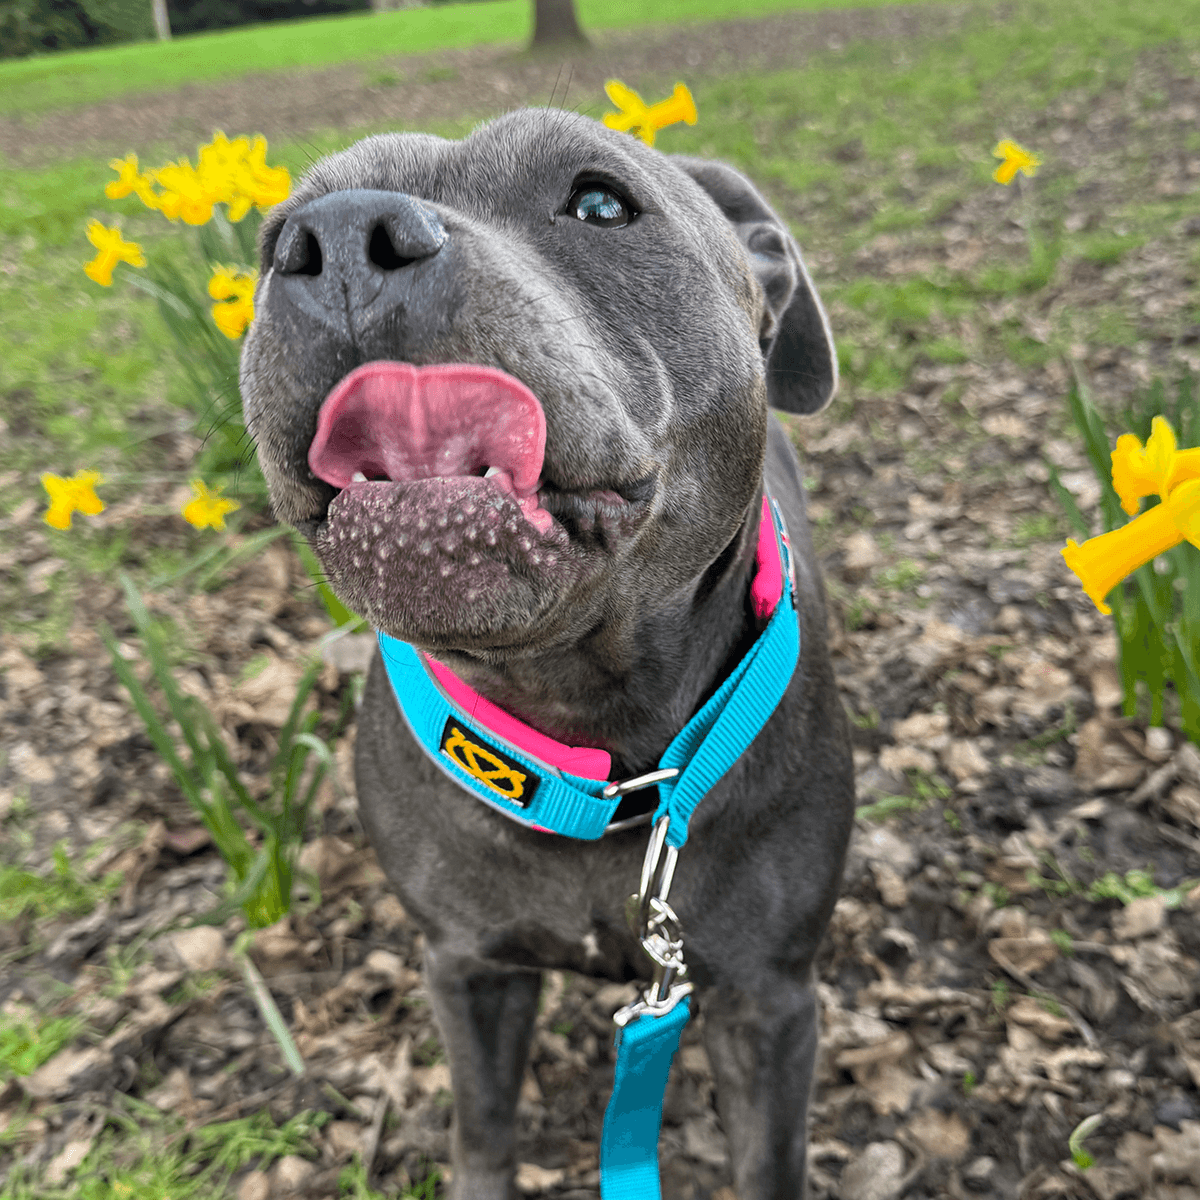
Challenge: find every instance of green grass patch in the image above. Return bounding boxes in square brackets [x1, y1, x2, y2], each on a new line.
[922, 336, 973, 364]
[858, 769, 950, 821]
[1088, 868, 1198, 908]
[0, 1099, 327, 1199]
[1000, 327, 1054, 368]
[1010, 512, 1061, 547]
[876, 558, 926, 591]
[1087, 304, 1142, 348]
[1076, 229, 1149, 265]
[857, 792, 929, 822]
[339, 1158, 440, 1200]
[0, 1013, 86, 1079]
[0, 843, 121, 923]
[0, 0, 963, 121]
[842, 278, 975, 329]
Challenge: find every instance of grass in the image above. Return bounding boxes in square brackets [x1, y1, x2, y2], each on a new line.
[0, 843, 122, 924]
[0, 1100, 327, 1200]
[0, 0, 966, 121]
[1088, 867, 1199, 908]
[0, 1014, 86, 1080]
[857, 792, 929, 822]
[338, 1158, 440, 1200]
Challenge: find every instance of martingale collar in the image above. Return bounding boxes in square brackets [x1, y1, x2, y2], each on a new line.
[378, 492, 800, 844]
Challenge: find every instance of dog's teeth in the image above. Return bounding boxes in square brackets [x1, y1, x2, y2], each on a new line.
[352, 471, 367, 483]
[484, 466, 501, 479]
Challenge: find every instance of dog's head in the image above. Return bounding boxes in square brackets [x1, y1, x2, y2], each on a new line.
[241, 109, 835, 657]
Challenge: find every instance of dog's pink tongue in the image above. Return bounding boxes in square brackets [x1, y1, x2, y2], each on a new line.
[308, 361, 546, 495]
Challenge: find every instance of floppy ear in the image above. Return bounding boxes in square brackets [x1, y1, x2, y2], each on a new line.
[672, 156, 838, 414]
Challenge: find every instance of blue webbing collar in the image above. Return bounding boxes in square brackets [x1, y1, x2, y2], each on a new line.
[377, 493, 799, 844]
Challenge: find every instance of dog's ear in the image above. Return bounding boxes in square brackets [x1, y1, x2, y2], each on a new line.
[672, 156, 837, 414]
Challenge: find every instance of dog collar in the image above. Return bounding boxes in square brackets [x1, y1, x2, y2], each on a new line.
[377, 491, 800, 845]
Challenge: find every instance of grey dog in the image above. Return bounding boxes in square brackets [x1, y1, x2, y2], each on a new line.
[240, 107, 854, 1198]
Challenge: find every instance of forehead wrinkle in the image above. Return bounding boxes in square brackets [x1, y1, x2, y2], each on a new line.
[460, 110, 668, 212]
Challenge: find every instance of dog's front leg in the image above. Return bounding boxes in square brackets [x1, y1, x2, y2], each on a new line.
[424, 944, 542, 1200]
[700, 975, 819, 1199]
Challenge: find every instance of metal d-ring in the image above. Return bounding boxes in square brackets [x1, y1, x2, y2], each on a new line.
[602, 767, 679, 800]
[602, 767, 680, 836]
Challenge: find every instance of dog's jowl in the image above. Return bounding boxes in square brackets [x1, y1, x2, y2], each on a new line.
[241, 109, 855, 1199]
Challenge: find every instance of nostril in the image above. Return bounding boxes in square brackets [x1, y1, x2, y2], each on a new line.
[296, 232, 323, 276]
[276, 226, 323, 276]
[369, 224, 415, 271]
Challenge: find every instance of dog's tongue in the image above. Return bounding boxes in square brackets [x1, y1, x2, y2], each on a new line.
[308, 361, 546, 496]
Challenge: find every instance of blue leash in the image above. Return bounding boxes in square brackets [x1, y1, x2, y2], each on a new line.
[601, 996, 693, 1199]
[377, 495, 800, 1199]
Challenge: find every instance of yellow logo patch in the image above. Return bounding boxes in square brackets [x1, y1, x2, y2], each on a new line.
[440, 720, 537, 808]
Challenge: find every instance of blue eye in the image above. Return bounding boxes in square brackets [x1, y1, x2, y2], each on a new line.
[566, 185, 633, 228]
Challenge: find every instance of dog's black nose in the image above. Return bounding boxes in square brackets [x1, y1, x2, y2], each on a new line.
[272, 189, 447, 325]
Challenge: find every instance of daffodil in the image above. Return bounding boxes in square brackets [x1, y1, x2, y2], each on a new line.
[182, 479, 239, 530]
[83, 220, 145, 286]
[153, 158, 220, 225]
[103, 133, 290, 234]
[603, 80, 697, 147]
[992, 138, 1040, 185]
[1110, 416, 1200, 515]
[208, 266, 257, 338]
[143, 133, 291, 226]
[1063, 416, 1200, 614]
[41, 470, 105, 530]
[105, 152, 161, 209]
[234, 135, 291, 211]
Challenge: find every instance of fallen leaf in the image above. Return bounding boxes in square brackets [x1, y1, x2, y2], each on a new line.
[989, 934, 1059, 975]
[906, 1106, 970, 1161]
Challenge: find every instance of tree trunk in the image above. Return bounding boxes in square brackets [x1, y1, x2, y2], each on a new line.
[151, 0, 171, 40]
[530, 0, 587, 48]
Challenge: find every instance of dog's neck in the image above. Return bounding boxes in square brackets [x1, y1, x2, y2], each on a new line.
[434, 497, 763, 778]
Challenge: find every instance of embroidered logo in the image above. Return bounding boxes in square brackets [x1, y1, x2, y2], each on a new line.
[440, 719, 538, 807]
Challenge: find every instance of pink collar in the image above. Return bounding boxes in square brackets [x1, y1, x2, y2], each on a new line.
[422, 494, 785, 782]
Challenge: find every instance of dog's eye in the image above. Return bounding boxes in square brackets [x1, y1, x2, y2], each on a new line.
[565, 185, 633, 228]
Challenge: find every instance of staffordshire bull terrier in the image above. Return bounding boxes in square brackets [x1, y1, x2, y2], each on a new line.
[240, 107, 855, 1198]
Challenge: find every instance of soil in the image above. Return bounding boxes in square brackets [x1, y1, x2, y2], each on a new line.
[4, 5, 1200, 1200]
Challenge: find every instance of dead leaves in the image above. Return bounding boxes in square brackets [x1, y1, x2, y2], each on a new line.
[1120, 1122, 1200, 1191]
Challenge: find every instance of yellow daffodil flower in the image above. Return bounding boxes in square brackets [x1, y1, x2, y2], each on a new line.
[603, 80, 697, 147]
[105, 152, 161, 209]
[992, 138, 1041, 185]
[104, 134, 291, 230]
[1110, 416, 1200, 515]
[83, 220, 145, 286]
[182, 479, 240, 530]
[153, 159, 220, 226]
[1063, 416, 1200, 614]
[41, 470, 105, 530]
[208, 266, 257, 338]
[236, 135, 291, 211]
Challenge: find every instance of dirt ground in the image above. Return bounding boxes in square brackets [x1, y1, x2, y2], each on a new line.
[4, 5, 1200, 1199]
